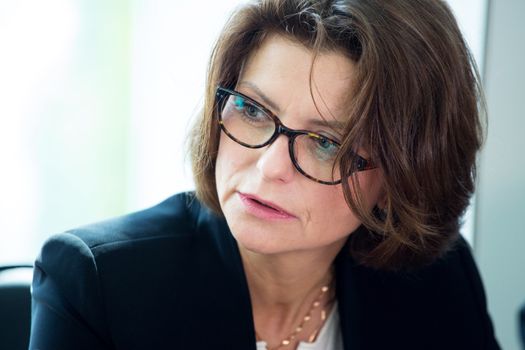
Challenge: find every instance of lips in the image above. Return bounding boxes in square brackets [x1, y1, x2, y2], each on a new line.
[238, 192, 296, 219]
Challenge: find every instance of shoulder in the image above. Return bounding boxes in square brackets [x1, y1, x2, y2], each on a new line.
[31, 192, 251, 349]
[34, 191, 223, 291]
[34, 192, 239, 294]
[340, 234, 486, 297]
[336, 235, 500, 349]
[60, 191, 204, 249]
[39, 192, 227, 263]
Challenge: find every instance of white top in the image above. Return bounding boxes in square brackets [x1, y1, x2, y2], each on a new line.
[256, 301, 343, 350]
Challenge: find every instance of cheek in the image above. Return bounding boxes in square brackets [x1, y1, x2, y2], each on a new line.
[302, 186, 359, 235]
[215, 136, 253, 198]
[342, 170, 385, 209]
[304, 172, 384, 235]
[215, 137, 233, 198]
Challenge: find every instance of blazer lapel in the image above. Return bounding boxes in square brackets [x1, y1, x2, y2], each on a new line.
[195, 205, 257, 349]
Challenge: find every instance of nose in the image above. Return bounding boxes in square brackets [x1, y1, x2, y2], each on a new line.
[256, 134, 295, 183]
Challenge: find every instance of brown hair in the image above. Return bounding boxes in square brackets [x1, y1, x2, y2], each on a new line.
[190, 0, 484, 271]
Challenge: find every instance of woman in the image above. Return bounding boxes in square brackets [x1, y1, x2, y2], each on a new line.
[30, 0, 500, 349]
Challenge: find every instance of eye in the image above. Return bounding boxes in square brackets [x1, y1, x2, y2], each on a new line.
[309, 135, 339, 161]
[317, 137, 334, 150]
[244, 103, 260, 118]
[233, 96, 266, 121]
[355, 156, 369, 171]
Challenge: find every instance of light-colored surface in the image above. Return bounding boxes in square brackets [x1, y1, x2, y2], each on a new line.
[0, 267, 33, 285]
[126, 0, 244, 211]
[445, 0, 489, 245]
[0, 0, 132, 264]
[476, 1, 525, 349]
[0, 0, 243, 265]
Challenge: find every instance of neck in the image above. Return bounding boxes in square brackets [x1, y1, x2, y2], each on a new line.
[239, 247, 338, 307]
[238, 241, 344, 345]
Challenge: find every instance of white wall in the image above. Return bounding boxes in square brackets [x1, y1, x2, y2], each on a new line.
[0, 0, 131, 264]
[445, 0, 488, 245]
[476, 1, 525, 349]
[126, 0, 243, 211]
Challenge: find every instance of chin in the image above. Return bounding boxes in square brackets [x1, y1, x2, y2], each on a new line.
[229, 222, 296, 255]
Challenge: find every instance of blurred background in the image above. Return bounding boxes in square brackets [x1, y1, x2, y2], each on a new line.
[0, 0, 523, 348]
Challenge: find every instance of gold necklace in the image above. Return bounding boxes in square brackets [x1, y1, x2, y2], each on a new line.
[255, 283, 334, 349]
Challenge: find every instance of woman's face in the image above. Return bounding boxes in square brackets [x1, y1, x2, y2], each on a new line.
[215, 34, 385, 256]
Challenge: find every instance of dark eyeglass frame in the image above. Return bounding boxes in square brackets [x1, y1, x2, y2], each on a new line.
[215, 86, 375, 185]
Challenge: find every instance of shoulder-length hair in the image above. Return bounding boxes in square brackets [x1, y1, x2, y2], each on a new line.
[190, 0, 484, 271]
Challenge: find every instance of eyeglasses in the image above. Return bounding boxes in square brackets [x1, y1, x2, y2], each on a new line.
[215, 86, 375, 185]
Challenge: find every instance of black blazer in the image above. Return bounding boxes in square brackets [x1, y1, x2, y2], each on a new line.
[30, 192, 500, 349]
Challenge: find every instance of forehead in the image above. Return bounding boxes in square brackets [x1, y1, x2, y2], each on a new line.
[238, 34, 356, 122]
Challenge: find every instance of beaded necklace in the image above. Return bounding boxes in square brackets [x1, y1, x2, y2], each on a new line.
[255, 282, 335, 349]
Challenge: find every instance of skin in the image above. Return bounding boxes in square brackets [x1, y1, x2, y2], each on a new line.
[215, 34, 386, 348]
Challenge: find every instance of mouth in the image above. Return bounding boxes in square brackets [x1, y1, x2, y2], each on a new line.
[237, 192, 296, 220]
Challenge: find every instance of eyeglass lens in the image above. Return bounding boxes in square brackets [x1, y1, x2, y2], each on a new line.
[220, 92, 342, 183]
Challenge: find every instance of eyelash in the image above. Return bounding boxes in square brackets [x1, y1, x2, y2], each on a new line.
[315, 131, 341, 144]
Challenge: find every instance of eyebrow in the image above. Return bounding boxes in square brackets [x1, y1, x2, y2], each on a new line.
[238, 80, 347, 133]
[237, 81, 281, 113]
[308, 118, 346, 133]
